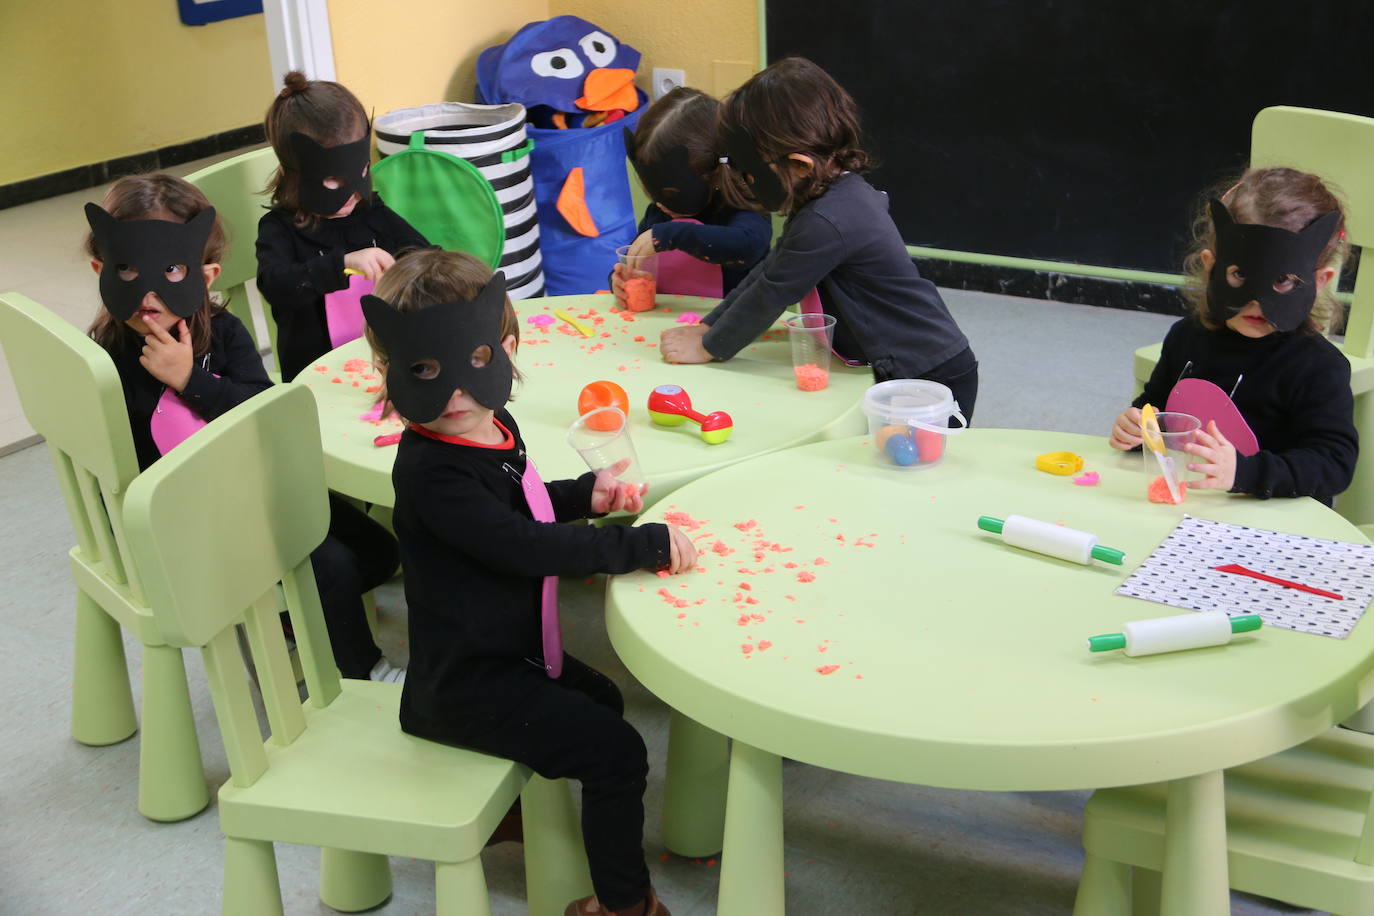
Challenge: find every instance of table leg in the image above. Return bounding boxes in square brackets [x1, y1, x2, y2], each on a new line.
[662, 709, 729, 857]
[717, 741, 784, 916]
[1160, 770, 1229, 916]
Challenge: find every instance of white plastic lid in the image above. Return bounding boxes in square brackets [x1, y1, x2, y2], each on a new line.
[862, 379, 954, 424]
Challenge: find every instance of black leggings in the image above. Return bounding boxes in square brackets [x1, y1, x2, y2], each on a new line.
[307, 495, 399, 678]
[454, 656, 651, 910]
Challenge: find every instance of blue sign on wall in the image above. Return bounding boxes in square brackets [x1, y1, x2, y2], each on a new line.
[178, 0, 263, 27]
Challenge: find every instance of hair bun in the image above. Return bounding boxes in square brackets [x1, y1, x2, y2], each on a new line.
[279, 71, 309, 98]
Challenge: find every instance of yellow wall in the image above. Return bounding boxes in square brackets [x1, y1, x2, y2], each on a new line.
[0, 2, 272, 185]
[327, 0, 550, 116]
[549, 0, 759, 98]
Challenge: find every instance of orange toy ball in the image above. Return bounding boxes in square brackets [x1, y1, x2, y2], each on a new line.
[578, 381, 630, 430]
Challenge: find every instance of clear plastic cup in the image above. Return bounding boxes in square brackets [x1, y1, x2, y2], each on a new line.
[566, 407, 648, 497]
[1143, 411, 1202, 503]
[616, 245, 659, 312]
[784, 312, 836, 391]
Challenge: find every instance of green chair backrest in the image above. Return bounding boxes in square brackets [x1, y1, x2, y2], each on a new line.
[0, 292, 143, 593]
[123, 384, 338, 786]
[1252, 107, 1374, 359]
[185, 147, 279, 357]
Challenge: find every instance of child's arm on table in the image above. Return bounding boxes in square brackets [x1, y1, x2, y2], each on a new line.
[417, 466, 682, 577]
[661, 214, 842, 364]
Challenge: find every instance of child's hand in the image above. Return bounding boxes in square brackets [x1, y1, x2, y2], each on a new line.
[141, 319, 194, 392]
[1109, 406, 1143, 450]
[1184, 420, 1237, 492]
[664, 524, 698, 574]
[590, 460, 646, 514]
[344, 247, 396, 283]
[627, 229, 656, 262]
[660, 324, 714, 364]
[611, 262, 628, 306]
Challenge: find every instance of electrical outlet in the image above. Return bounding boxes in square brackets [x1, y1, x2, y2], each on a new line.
[651, 68, 686, 101]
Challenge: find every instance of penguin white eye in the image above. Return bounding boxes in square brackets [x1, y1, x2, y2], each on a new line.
[579, 31, 617, 68]
[531, 49, 584, 80]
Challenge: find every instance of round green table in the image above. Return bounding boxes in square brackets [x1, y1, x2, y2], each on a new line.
[297, 295, 871, 507]
[604, 428, 1374, 915]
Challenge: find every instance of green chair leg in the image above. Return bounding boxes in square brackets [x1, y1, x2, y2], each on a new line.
[223, 837, 283, 916]
[522, 776, 593, 916]
[363, 590, 379, 641]
[1073, 853, 1133, 915]
[436, 856, 491, 916]
[1160, 771, 1229, 916]
[71, 590, 137, 746]
[320, 848, 392, 911]
[717, 741, 784, 916]
[137, 643, 209, 822]
[1134, 867, 1162, 915]
[662, 709, 729, 857]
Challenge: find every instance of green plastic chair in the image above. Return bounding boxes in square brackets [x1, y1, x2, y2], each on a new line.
[1075, 727, 1374, 915]
[185, 147, 281, 374]
[121, 383, 593, 915]
[1132, 106, 1374, 527]
[0, 291, 209, 821]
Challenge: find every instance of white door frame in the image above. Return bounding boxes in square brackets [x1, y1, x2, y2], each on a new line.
[262, 0, 336, 82]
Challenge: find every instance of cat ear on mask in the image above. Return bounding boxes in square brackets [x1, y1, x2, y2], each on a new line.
[84, 201, 118, 239]
[1301, 209, 1341, 244]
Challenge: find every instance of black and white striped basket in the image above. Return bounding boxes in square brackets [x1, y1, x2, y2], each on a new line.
[376, 102, 545, 300]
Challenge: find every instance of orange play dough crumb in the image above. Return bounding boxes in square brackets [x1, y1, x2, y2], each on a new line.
[663, 511, 706, 531]
[797, 571, 816, 583]
[741, 644, 754, 655]
[816, 665, 840, 675]
[734, 520, 758, 531]
[1148, 476, 1186, 504]
[794, 363, 829, 391]
[758, 641, 773, 651]
[343, 358, 369, 372]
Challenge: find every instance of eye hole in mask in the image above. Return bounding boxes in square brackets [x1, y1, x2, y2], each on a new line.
[470, 344, 492, 368]
[165, 264, 188, 282]
[410, 358, 440, 380]
[323, 162, 369, 191]
[117, 264, 140, 281]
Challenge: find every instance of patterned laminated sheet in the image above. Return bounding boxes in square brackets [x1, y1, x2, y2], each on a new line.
[1115, 515, 1374, 638]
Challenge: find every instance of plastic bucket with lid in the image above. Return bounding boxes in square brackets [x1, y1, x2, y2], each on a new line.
[861, 379, 967, 468]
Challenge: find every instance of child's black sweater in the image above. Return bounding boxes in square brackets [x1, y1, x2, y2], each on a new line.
[1135, 317, 1358, 505]
[255, 196, 429, 380]
[637, 200, 771, 296]
[699, 172, 970, 380]
[107, 310, 273, 471]
[391, 411, 671, 743]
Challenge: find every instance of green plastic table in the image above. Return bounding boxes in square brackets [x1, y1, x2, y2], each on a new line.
[297, 295, 871, 508]
[604, 429, 1374, 915]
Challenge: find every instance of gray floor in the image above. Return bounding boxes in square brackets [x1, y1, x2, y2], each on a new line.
[2, 264, 1322, 912]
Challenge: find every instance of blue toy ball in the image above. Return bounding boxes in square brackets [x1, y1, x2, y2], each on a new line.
[885, 434, 918, 466]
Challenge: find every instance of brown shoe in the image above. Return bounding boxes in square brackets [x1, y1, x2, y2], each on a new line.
[563, 887, 670, 916]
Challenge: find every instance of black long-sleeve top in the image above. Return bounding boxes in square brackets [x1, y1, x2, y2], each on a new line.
[106, 309, 273, 471]
[700, 172, 969, 380]
[391, 410, 671, 742]
[637, 200, 771, 296]
[1135, 317, 1358, 505]
[255, 196, 430, 381]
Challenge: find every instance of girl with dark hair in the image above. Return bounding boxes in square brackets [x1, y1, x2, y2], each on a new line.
[659, 58, 979, 419]
[255, 71, 430, 380]
[615, 86, 770, 303]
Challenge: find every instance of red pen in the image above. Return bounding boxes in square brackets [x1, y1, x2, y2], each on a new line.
[1213, 563, 1344, 600]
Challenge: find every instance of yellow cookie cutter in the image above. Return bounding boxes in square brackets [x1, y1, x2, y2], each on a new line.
[1036, 451, 1084, 475]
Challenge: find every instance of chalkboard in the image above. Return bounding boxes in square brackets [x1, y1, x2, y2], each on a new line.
[767, 2, 1374, 273]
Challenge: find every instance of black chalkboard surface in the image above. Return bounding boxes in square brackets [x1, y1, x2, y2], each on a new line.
[766, 2, 1374, 274]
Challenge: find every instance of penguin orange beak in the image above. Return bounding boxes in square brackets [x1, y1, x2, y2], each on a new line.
[576, 68, 639, 112]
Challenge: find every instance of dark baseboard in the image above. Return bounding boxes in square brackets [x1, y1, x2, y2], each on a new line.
[0, 125, 267, 211]
[913, 256, 1190, 317]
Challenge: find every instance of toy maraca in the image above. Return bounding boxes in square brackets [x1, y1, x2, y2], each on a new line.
[647, 384, 733, 445]
[577, 380, 630, 431]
